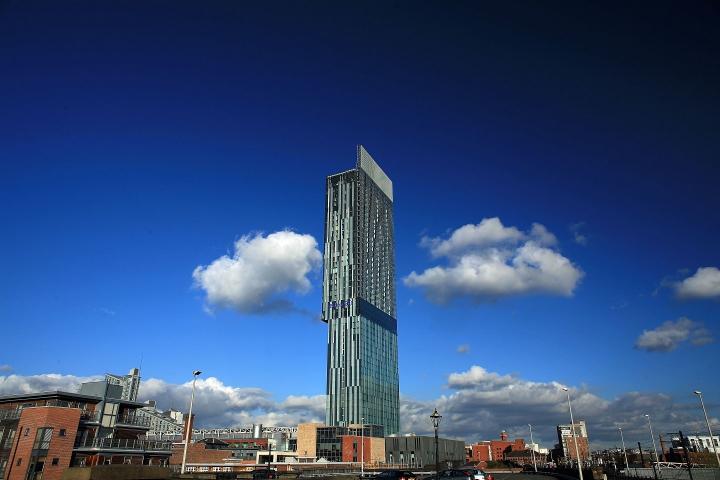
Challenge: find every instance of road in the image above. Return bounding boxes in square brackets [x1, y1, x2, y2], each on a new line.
[492, 474, 558, 480]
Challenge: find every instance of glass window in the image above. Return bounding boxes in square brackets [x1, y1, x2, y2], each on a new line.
[33, 428, 53, 450]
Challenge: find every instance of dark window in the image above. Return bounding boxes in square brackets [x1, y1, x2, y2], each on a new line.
[59, 429, 66, 437]
[24, 428, 30, 436]
[16, 459, 22, 466]
[52, 459, 59, 466]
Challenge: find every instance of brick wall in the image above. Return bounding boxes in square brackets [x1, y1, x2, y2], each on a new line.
[6, 407, 81, 480]
[169, 443, 232, 465]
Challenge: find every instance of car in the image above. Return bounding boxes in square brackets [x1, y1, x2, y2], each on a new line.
[456, 468, 490, 480]
[436, 469, 492, 480]
[251, 468, 278, 479]
[373, 470, 417, 480]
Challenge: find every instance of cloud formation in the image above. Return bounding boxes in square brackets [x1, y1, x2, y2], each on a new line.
[405, 218, 583, 303]
[0, 373, 324, 428]
[569, 222, 588, 246]
[193, 230, 322, 314]
[1, 368, 711, 449]
[635, 317, 714, 352]
[456, 344, 470, 354]
[675, 267, 720, 300]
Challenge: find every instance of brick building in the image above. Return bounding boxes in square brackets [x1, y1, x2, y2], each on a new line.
[467, 431, 525, 467]
[0, 388, 171, 480]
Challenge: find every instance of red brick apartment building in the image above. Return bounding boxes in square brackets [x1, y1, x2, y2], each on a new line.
[0, 390, 171, 480]
[467, 431, 526, 467]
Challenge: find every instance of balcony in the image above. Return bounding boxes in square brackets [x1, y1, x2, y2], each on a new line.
[74, 437, 172, 453]
[115, 412, 151, 429]
[0, 409, 21, 421]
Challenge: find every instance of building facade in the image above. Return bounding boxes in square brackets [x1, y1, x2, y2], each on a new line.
[556, 421, 588, 460]
[323, 145, 399, 435]
[104, 368, 140, 402]
[0, 389, 170, 480]
[385, 435, 465, 468]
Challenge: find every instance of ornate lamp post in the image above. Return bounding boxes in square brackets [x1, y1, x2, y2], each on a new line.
[181, 370, 202, 475]
[430, 408, 442, 472]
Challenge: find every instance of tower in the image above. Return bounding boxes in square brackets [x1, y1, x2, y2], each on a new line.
[322, 145, 399, 435]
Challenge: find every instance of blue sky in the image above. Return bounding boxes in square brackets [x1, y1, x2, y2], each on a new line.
[1, 1, 719, 447]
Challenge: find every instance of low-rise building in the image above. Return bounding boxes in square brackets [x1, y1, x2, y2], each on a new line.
[0, 384, 171, 480]
[385, 435, 465, 468]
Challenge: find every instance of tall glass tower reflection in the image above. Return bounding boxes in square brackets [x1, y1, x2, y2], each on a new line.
[322, 145, 399, 435]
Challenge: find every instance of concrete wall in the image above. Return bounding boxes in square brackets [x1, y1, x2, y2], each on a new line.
[297, 423, 322, 460]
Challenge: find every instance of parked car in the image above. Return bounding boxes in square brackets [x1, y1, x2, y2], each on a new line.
[252, 468, 278, 479]
[373, 470, 417, 480]
[456, 468, 493, 480]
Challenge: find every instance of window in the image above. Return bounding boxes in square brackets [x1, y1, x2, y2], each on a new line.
[59, 429, 66, 437]
[16, 459, 22, 466]
[33, 428, 53, 450]
[51, 459, 59, 466]
[24, 428, 30, 436]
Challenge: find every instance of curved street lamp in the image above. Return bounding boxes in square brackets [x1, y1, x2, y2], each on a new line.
[644, 414, 660, 480]
[618, 427, 630, 470]
[430, 408, 442, 472]
[181, 370, 202, 474]
[562, 387, 584, 480]
[528, 424, 537, 472]
[694, 391, 720, 467]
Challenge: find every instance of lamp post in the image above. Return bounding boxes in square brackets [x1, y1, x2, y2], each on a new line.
[644, 414, 660, 480]
[361, 417, 365, 477]
[694, 391, 720, 467]
[181, 370, 202, 475]
[562, 387, 584, 480]
[618, 427, 630, 471]
[430, 408, 442, 472]
[529, 424, 538, 473]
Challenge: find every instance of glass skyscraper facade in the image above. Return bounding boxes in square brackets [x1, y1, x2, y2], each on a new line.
[322, 145, 399, 435]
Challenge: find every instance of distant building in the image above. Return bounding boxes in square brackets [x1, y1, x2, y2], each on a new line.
[504, 449, 547, 466]
[467, 431, 526, 467]
[385, 435, 465, 468]
[556, 421, 588, 460]
[297, 423, 384, 463]
[104, 368, 140, 402]
[136, 402, 183, 435]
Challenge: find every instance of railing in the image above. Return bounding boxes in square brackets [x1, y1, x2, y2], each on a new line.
[0, 409, 22, 421]
[115, 412, 151, 428]
[74, 437, 172, 452]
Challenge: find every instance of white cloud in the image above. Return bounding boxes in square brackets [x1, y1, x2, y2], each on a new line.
[0, 373, 102, 395]
[401, 365, 711, 449]
[1, 368, 712, 449]
[420, 218, 524, 258]
[569, 222, 588, 246]
[405, 219, 583, 303]
[193, 230, 322, 314]
[675, 267, 720, 300]
[635, 317, 714, 352]
[0, 373, 324, 428]
[456, 344, 470, 354]
[0, 365, 12, 372]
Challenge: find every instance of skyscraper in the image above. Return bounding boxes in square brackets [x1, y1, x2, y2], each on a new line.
[322, 145, 399, 435]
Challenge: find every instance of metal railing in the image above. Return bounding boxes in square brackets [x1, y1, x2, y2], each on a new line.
[74, 437, 172, 452]
[0, 409, 22, 421]
[116, 412, 151, 428]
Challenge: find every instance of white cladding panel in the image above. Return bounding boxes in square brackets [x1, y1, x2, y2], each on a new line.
[357, 145, 393, 202]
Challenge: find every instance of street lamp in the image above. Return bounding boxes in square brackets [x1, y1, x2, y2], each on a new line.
[644, 414, 660, 479]
[181, 370, 202, 475]
[694, 391, 720, 467]
[528, 424, 537, 473]
[618, 427, 630, 471]
[562, 387, 584, 480]
[430, 408, 442, 472]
